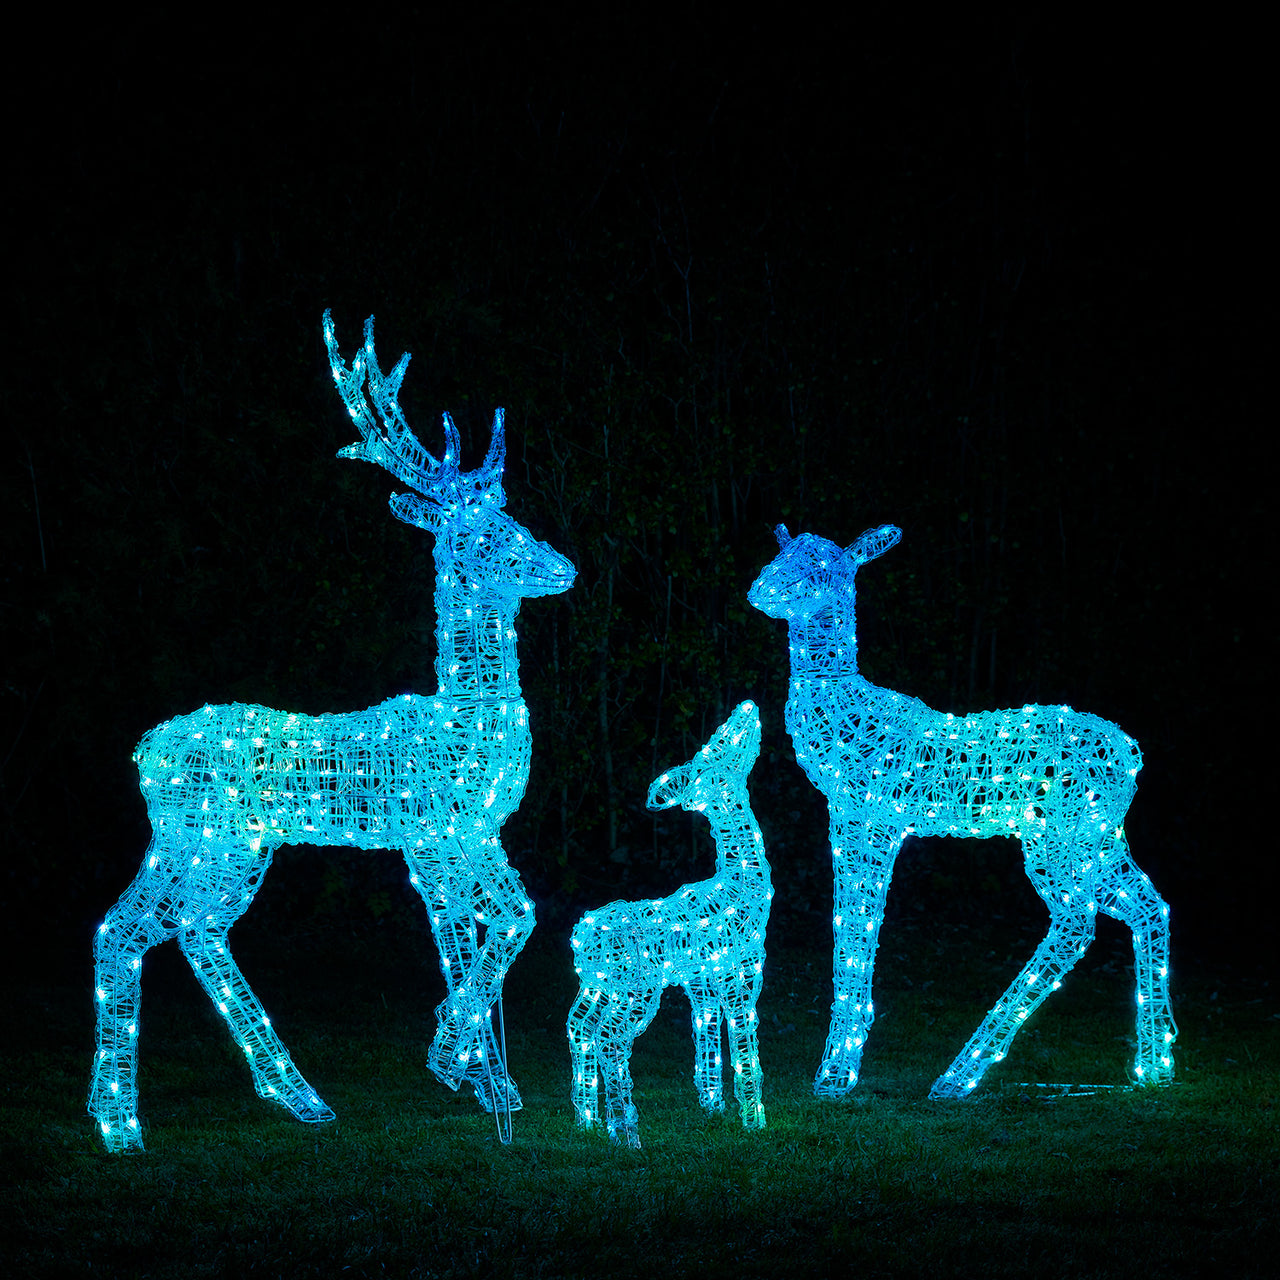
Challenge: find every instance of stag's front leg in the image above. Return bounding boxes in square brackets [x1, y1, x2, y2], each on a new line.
[816, 820, 902, 1097]
[180, 923, 334, 1123]
[930, 904, 1095, 1099]
[686, 977, 726, 1112]
[461, 853, 536, 1113]
[410, 857, 479, 1091]
[414, 843, 533, 1112]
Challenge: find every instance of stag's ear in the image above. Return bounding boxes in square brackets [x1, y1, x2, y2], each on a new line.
[389, 491, 448, 533]
[774, 524, 792, 548]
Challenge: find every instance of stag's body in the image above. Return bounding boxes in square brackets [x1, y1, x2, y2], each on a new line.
[89, 314, 574, 1151]
[749, 524, 1175, 1099]
[568, 701, 770, 1148]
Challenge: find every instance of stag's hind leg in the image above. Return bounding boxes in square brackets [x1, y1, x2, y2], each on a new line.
[179, 923, 334, 1124]
[89, 869, 174, 1152]
[1095, 834, 1177, 1085]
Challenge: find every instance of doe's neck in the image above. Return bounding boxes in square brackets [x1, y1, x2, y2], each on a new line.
[786, 611, 860, 681]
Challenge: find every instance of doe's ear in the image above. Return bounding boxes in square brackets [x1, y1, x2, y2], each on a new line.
[846, 524, 902, 566]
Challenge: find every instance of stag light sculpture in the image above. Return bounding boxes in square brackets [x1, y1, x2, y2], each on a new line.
[568, 701, 770, 1148]
[749, 524, 1175, 1100]
[88, 312, 575, 1151]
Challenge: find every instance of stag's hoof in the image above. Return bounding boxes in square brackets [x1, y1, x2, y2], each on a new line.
[813, 1057, 861, 1098]
[467, 1071, 523, 1115]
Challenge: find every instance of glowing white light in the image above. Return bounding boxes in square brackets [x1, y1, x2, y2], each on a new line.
[88, 313, 575, 1152]
[748, 523, 1176, 1100]
[568, 703, 770, 1148]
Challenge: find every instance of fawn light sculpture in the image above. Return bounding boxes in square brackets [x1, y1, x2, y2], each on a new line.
[568, 701, 770, 1148]
[88, 312, 575, 1152]
[748, 523, 1175, 1100]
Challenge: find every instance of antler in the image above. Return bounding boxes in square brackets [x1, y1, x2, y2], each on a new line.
[321, 310, 506, 504]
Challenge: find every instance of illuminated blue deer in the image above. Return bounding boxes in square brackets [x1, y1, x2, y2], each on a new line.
[568, 701, 770, 1148]
[749, 523, 1174, 1099]
[89, 313, 575, 1151]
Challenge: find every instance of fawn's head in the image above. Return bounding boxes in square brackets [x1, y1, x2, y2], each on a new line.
[747, 523, 901, 624]
[647, 700, 761, 813]
[324, 312, 575, 601]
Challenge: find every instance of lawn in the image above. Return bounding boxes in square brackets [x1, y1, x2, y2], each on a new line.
[5, 907, 1276, 1278]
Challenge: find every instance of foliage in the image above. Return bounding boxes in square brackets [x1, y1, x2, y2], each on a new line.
[3, 13, 1267, 960]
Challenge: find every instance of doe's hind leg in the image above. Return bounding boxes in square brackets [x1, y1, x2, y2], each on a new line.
[930, 907, 1095, 1099]
[1095, 837, 1177, 1085]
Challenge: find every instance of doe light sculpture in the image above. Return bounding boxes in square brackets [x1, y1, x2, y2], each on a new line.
[748, 524, 1175, 1099]
[568, 701, 771, 1148]
[88, 312, 575, 1151]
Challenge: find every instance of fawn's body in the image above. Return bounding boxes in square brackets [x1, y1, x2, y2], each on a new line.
[568, 701, 770, 1147]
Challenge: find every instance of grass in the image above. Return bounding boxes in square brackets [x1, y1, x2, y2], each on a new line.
[4, 912, 1277, 1278]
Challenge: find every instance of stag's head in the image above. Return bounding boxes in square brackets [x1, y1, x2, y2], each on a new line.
[747, 523, 901, 624]
[647, 700, 761, 812]
[324, 311, 575, 601]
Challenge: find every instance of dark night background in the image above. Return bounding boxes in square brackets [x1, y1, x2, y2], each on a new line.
[5, 10, 1271, 986]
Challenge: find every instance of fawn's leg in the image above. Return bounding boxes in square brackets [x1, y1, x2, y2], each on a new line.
[817, 816, 904, 1097]
[1095, 833, 1177, 1085]
[686, 977, 726, 1113]
[599, 985, 660, 1149]
[724, 976, 766, 1130]
[180, 921, 334, 1123]
[567, 983, 604, 1128]
[89, 848, 177, 1152]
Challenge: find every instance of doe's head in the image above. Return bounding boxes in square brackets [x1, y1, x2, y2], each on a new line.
[747, 523, 901, 622]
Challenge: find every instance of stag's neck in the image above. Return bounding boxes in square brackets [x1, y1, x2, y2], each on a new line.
[434, 586, 523, 702]
[785, 613, 860, 682]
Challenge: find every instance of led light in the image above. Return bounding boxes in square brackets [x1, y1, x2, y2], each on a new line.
[568, 703, 769, 1149]
[748, 523, 1176, 1101]
[88, 313, 576, 1152]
